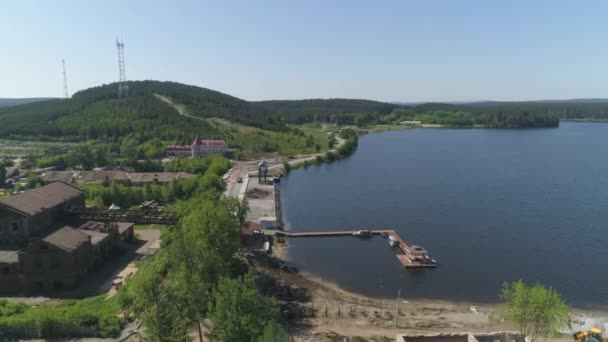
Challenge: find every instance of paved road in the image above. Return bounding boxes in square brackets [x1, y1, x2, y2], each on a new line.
[224, 161, 260, 198]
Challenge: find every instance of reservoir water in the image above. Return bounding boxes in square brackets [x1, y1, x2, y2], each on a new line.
[280, 122, 608, 308]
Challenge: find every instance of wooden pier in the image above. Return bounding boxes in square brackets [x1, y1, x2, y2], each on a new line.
[275, 229, 437, 268]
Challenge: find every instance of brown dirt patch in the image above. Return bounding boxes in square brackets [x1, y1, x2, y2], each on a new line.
[246, 188, 271, 199]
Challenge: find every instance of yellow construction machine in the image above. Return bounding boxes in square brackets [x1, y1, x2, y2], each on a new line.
[573, 327, 607, 342]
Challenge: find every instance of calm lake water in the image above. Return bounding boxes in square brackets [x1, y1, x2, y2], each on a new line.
[281, 122, 608, 308]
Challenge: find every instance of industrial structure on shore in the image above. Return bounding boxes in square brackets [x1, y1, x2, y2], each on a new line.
[0, 182, 134, 293]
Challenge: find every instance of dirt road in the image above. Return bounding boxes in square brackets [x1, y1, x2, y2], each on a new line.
[154, 94, 204, 121]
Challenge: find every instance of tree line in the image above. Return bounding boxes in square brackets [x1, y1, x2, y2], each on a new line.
[3, 80, 591, 147]
[116, 191, 289, 341]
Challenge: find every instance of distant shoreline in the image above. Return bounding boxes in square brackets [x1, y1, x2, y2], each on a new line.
[561, 118, 608, 123]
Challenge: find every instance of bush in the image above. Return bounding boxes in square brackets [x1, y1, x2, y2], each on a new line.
[325, 151, 337, 162]
[497, 280, 569, 342]
[258, 320, 292, 342]
[210, 273, 278, 342]
[36, 154, 67, 168]
[339, 128, 357, 140]
[336, 135, 358, 158]
[83, 156, 230, 208]
[0, 297, 122, 339]
[165, 155, 230, 175]
[328, 133, 336, 149]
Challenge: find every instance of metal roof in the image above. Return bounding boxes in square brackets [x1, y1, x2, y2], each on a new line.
[0, 181, 83, 216]
[42, 226, 89, 252]
[0, 250, 19, 264]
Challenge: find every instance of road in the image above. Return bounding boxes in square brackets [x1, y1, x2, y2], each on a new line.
[154, 94, 206, 121]
[247, 136, 345, 176]
[224, 161, 259, 198]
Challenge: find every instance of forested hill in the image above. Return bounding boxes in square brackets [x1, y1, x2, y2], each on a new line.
[0, 95, 219, 142]
[465, 100, 608, 121]
[0, 81, 403, 142]
[0, 81, 286, 141]
[255, 99, 397, 124]
[0, 98, 54, 108]
[2, 80, 599, 144]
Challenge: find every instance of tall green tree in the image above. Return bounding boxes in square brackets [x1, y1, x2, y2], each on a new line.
[169, 192, 247, 341]
[129, 255, 188, 342]
[0, 161, 6, 186]
[305, 134, 314, 147]
[209, 273, 278, 342]
[74, 145, 95, 169]
[93, 145, 110, 167]
[497, 280, 569, 342]
[177, 193, 242, 265]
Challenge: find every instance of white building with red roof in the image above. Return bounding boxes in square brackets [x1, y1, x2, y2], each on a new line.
[166, 136, 227, 157]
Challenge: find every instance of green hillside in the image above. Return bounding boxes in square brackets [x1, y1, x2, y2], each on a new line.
[0, 81, 334, 157]
[0, 94, 223, 142]
[0, 80, 576, 150]
[255, 99, 397, 125]
[0, 81, 286, 142]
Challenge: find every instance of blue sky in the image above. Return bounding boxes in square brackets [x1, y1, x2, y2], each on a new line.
[2, 1, 608, 101]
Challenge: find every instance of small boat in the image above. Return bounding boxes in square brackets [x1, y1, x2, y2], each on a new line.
[352, 230, 372, 238]
[388, 235, 398, 247]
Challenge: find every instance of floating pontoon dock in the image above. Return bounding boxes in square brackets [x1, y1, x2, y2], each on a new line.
[275, 229, 436, 268]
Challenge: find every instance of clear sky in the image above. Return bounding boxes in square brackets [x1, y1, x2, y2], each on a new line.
[2, 0, 608, 102]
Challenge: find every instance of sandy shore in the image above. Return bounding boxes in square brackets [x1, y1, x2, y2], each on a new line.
[267, 240, 608, 341]
[268, 134, 608, 340]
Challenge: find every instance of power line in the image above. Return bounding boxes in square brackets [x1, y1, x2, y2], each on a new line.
[62, 59, 69, 98]
[116, 39, 128, 98]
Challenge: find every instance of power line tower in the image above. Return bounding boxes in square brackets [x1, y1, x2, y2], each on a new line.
[62, 59, 69, 98]
[116, 39, 128, 98]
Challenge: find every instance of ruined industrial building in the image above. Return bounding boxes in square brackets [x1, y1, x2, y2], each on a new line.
[0, 181, 134, 293]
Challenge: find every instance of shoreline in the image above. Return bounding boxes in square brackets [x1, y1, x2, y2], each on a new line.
[275, 127, 608, 330]
[297, 269, 608, 316]
[262, 253, 603, 340]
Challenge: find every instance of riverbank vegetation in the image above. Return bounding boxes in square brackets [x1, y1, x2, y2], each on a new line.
[381, 104, 559, 128]
[469, 100, 608, 121]
[287, 128, 359, 171]
[495, 280, 569, 342]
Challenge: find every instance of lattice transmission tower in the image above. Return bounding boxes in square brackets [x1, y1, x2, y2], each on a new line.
[116, 39, 128, 98]
[62, 59, 69, 98]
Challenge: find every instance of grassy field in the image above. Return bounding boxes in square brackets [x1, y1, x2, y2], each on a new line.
[0, 139, 80, 157]
[208, 118, 330, 158]
[134, 223, 168, 231]
[0, 296, 122, 338]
